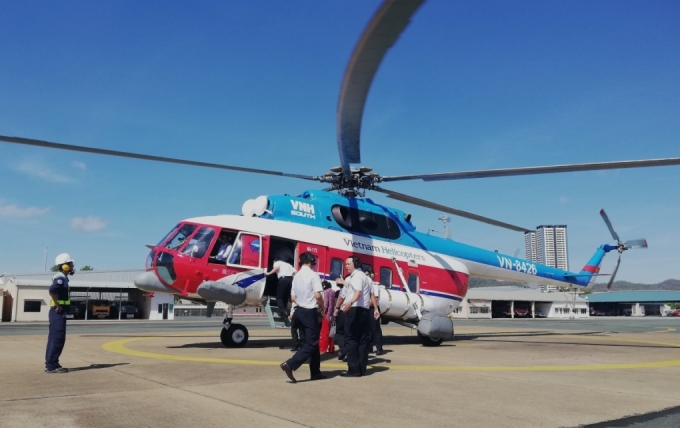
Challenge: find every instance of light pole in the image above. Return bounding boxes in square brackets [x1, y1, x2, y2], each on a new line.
[438, 215, 450, 239]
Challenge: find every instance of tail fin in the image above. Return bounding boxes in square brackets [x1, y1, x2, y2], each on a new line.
[572, 244, 617, 286]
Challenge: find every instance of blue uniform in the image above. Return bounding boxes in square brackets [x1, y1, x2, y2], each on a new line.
[45, 272, 69, 371]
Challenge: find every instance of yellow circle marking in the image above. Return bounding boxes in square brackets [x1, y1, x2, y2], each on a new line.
[102, 334, 680, 372]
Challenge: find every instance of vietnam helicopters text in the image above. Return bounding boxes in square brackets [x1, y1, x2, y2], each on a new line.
[1, 0, 676, 347]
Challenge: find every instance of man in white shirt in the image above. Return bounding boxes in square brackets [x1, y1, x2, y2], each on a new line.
[265, 257, 295, 321]
[280, 252, 325, 383]
[335, 256, 378, 377]
[214, 236, 233, 262]
[366, 268, 385, 355]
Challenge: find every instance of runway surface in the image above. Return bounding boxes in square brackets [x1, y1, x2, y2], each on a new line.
[2, 317, 680, 427]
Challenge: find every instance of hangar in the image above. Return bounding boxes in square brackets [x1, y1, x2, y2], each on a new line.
[452, 286, 589, 319]
[0, 270, 173, 322]
[586, 290, 680, 316]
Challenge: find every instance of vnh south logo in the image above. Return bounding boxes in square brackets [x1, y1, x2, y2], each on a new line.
[290, 200, 316, 219]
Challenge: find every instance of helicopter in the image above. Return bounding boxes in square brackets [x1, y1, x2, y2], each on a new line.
[1, 0, 678, 347]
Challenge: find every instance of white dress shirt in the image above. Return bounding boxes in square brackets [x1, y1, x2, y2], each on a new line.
[290, 265, 323, 309]
[346, 269, 372, 309]
[273, 260, 295, 278]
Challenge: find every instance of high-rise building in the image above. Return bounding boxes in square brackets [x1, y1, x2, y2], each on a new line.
[524, 225, 569, 271]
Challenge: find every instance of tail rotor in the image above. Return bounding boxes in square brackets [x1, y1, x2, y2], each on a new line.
[600, 209, 648, 290]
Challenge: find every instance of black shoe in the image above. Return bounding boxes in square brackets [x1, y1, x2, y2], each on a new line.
[337, 353, 346, 361]
[290, 346, 301, 352]
[340, 371, 361, 378]
[342, 355, 348, 362]
[376, 350, 386, 356]
[45, 367, 68, 374]
[310, 373, 327, 380]
[280, 362, 296, 383]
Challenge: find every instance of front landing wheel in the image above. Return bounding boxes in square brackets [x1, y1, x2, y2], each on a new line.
[417, 331, 443, 347]
[221, 324, 249, 348]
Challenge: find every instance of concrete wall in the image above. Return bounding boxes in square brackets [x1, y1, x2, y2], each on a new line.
[451, 299, 492, 319]
[144, 293, 175, 320]
[2, 282, 51, 322]
[546, 302, 589, 319]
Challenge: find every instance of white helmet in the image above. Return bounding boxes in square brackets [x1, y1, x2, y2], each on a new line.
[55, 253, 74, 266]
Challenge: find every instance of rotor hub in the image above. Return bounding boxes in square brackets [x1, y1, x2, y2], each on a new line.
[317, 166, 382, 196]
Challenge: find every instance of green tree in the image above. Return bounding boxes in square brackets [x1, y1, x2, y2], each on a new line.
[80, 266, 93, 271]
[50, 265, 59, 272]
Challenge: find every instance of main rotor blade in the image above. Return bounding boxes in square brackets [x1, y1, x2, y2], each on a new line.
[336, 0, 424, 174]
[381, 157, 680, 182]
[607, 253, 622, 290]
[373, 186, 530, 232]
[599, 209, 620, 242]
[625, 239, 648, 249]
[0, 135, 317, 180]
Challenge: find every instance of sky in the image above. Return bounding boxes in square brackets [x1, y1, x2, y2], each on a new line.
[1, 0, 679, 283]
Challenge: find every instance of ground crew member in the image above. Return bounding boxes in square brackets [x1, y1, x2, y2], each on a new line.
[280, 252, 325, 383]
[265, 257, 295, 322]
[45, 253, 75, 373]
[336, 256, 379, 377]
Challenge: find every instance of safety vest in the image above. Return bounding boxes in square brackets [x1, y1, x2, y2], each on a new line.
[50, 272, 71, 306]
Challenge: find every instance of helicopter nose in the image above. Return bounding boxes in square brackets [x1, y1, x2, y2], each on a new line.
[134, 271, 175, 293]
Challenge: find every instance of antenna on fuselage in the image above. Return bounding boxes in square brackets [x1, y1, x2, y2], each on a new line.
[438, 215, 450, 239]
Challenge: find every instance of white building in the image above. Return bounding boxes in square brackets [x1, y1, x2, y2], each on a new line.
[451, 286, 589, 319]
[525, 225, 569, 271]
[0, 270, 174, 322]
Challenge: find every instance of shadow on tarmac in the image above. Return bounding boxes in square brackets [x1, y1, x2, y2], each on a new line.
[68, 363, 129, 372]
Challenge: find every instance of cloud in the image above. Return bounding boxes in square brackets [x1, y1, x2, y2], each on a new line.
[71, 161, 86, 172]
[559, 196, 571, 204]
[71, 216, 107, 232]
[0, 200, 50, 218]
[13, 161, 75, 183]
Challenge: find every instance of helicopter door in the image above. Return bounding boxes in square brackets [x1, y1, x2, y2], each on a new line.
[295, 242, 327, 276]
[227, 232, 263, 269]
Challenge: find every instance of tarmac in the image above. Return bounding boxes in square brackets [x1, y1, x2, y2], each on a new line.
[2, 318, 680, 428]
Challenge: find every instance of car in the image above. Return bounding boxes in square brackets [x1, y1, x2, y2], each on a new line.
[535, 311, 547, 318]
[64, 304, 80, 319]
[514, 308, 530, 318]
[668, 309, 680, 317]
[110, 301, 139, 319]
[88, 300, 111, 318]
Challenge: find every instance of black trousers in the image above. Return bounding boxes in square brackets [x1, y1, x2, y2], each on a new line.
[286, 308, 321, 375]
[290, 310, 306, 347]
[345, 307, 371, 375]
[45, 308, 67, 370]
[275, 276, 293, 318]
[370, 307, 384, 352]
[334, 311, 346, 354]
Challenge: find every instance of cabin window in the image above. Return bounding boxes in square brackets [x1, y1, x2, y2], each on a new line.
[208, 230, 238, 264]
[331, 205, 401, 240]
[181, 227, 215, 258]
[379, 267, 392, 288]
[407, 273, 419, 293]
[330, 258, 344, 280]
[227, 233, 262, 268]
[163, 224, 197, 251]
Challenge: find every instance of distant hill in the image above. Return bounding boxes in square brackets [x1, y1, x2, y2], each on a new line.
[469, 277, 680, 291]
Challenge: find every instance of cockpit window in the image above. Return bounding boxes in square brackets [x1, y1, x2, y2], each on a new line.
[181, 227, 216, 258]
[164, 224, 197, 251]
[157, 224, 179, 247]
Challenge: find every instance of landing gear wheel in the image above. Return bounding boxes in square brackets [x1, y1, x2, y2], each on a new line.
[417, 332, 443, 347]
[221, 324, 249, 348]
